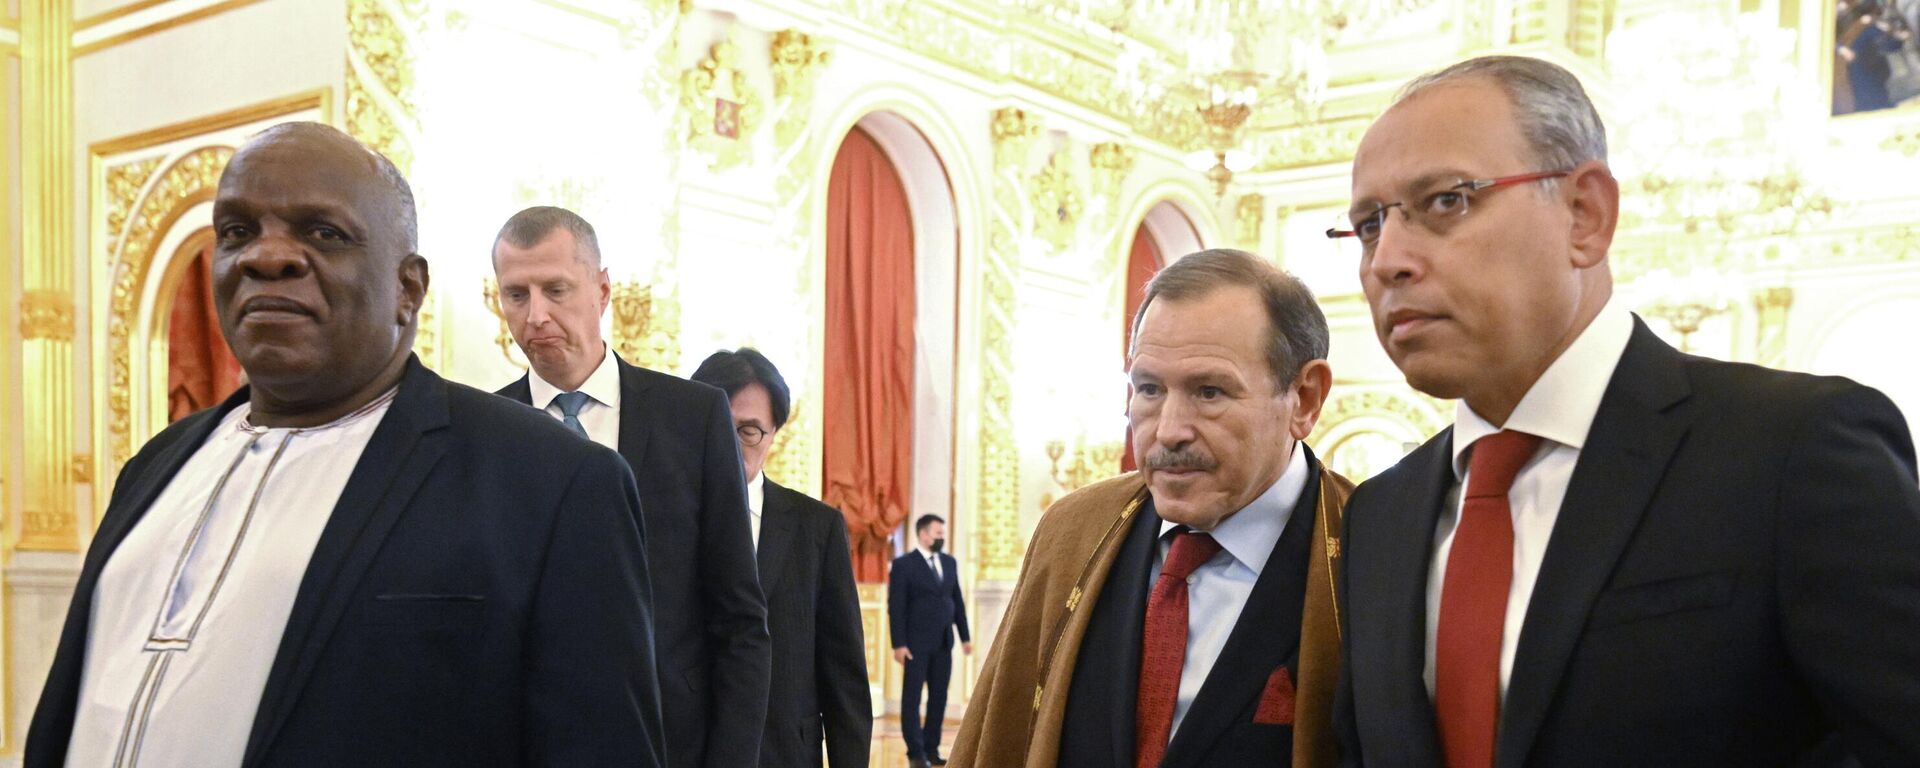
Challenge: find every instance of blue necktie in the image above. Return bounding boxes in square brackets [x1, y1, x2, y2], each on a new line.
[553, 391, 591, 439]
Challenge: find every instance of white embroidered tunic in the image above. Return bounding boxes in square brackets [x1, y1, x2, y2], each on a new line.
[66, 390, 396, 768]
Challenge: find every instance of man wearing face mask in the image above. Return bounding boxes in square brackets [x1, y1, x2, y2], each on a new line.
[889, 514, 971, 767]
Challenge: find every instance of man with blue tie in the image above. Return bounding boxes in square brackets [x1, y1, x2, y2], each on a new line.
[491, 206, 771, 768]
[890, 514, 970, 768]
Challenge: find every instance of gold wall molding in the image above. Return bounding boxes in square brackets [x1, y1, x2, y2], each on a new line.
[1235, 192, 1265, 248]
[72, 0, 268, 57]
[479, 278, 528, 371]
[770, 29, 830, 150]
[1089, 140, 1134, 212]
[1029, 150, 1082, 252]
[19, 0, 78, 553]
[977, 106, 1039, 581]
[611, 278, 682, 373]
[762, 399, 816, 495]
[103, 146, 231, 472]
[680, 35, 763, 171]
[20, 290, 75, 341]
[1884, 127, 1920, 157]
[1751, 285, 1794, 369]
[345, 0, 434, 368]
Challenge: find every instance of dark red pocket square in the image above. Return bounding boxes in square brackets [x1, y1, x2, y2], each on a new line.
[1254, 666, 1296, 725]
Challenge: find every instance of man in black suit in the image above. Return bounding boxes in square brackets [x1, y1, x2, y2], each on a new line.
[491, 206, 770, 768]
[1332, 55, 1920, 767]
[889, 515, 970, 767]
[25, 122, 663, 767]
[690, 348, 871, 768]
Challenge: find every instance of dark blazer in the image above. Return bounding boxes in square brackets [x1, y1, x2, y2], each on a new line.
[499, 352, 770, 768]
[757, 479, 872, 768]
[1059, 459, 1321, 768]
[888, 550, 970, 656]
[25, 357, 664, 767]
[1335, 319, 1920, 767]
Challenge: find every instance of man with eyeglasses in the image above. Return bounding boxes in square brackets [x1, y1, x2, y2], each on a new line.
[1332, 56, 1920, 767]
[491, 207, 771, 768]
[690, 348, 872, 768]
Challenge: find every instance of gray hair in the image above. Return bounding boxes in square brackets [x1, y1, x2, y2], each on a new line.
[242, 122, 418, 251]
[1128, 248, 1330, 390]
[1397, 56, 1608, 179]
[494, 206, 602, 268]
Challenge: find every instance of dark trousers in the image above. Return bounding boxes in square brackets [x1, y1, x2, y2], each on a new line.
[900, 645, 952, 758]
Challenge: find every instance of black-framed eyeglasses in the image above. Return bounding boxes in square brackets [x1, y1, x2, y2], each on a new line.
[737, 424, 769, 447]
[1326, 170, 1570, 247]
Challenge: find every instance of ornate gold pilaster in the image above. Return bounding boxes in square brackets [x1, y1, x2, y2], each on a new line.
[1751, 286, 1794, 369]
[18, 0, 77, 551]
[346, 0, 435, 367]
[1089, 141, 1133, 215]
[977, 108, 1040, 582]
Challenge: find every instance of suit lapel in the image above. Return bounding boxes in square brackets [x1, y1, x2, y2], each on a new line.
[756, 481, 797, 596]
[1495, 321, 1690, 768]
[1161, 463, 1319, 768]
[242, 358, 453, 767]
[1059, 495, 1159, 764]
[614, 354, 653, 469]
[1361, 429, 1454, 763]
[497, 372, 532, 406]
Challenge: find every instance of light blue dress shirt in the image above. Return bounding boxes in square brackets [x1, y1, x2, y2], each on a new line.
[1148, 445, 1310, 743]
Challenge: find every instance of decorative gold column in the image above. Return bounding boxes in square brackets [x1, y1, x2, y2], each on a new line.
[16, 0, 77, 551]
[346, 0, 436, 368]
[1236, 193, 1265, 249]
[976, 108, 1040, 582]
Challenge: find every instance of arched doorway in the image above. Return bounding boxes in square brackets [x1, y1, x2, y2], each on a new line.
[822, 113, 960, 583]
[159, 229, 243, 422]
[1119, 201, 1204, 471]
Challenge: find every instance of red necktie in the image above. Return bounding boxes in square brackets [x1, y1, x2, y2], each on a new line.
[1435, 429, 1542, 768]
[1135, 528, 1223, 768]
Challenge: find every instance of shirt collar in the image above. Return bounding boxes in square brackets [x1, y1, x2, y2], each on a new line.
[1451, 297, 1635, 480]
[916, 545, 940, 562]
[1158, 442, 1310, 577]
[746, 472, 765, 517]
[528, 344, 621, 412]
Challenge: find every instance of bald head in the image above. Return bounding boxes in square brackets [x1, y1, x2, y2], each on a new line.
[235, 122, 418, 252]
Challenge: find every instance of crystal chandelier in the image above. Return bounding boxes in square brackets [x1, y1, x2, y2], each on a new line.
[1021, 0, 1417, 195]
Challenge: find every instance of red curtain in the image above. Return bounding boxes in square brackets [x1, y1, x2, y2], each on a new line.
[823, 127, 917, 583]
[1120, 225, 1161, 473]
[167, 245, 242, 421]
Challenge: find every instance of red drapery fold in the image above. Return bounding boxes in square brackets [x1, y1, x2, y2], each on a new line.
[167, 245, 242, 422]
[823, 127, 917, 583]
[1120, 225, 1161, 473]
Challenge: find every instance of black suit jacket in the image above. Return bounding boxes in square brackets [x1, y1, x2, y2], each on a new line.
[888, 550, 970, 656]
[499, 353, 770, 768]
[25, 357, 664, 767]
[1059, 458, 1320, 768]
[757, 479, 872, 768]
[1335, 319, 1920, 767]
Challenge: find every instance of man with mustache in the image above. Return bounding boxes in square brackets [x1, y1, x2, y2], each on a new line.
[25, 123, 663, 766]
[1333, 56, 1920, 767]
[954, 248, 1351, 768]
[491, 205, 770, 768]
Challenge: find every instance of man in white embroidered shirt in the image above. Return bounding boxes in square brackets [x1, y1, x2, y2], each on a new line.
[24, 122, 664, 767]
[1333, 55, 1920, 767]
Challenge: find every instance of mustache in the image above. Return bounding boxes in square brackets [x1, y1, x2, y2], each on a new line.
[1146, 448, 1217, 472]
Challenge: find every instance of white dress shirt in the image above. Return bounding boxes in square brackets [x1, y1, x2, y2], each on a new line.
[1151, 444, 1309, 743]
[1423, 300, 1634, 701]
[528, 344, 622, 451]
[68, 391, 395, 768]
[747, 471, 765, 551]
[916, 545, 943, 580]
